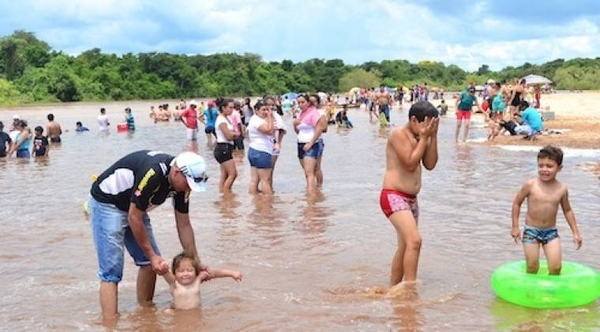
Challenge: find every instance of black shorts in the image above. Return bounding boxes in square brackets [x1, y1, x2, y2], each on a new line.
[214, 143, 233, 164]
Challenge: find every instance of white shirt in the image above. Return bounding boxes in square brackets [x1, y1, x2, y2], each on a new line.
[215, 115, 233, 144]
[97, 115, 110, 132]
[272, 112, 287, 141]
[247, 115, 273, 154]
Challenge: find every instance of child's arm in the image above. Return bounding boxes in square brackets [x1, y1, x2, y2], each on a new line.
[390, 118, 435, 172]
[560, 188, 583, 249]
[511, 180, 533, 242]
[204, 268, 242, 283]
[422, 117, 439, 171]
[162, 271, 176, 286]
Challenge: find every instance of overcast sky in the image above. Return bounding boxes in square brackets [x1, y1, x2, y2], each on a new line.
[2, 0, 599, 71]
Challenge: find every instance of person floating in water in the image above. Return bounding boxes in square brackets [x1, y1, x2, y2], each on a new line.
[75, 121, 90, 132]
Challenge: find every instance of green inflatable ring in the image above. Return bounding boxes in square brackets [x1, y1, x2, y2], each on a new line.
[491, 260, 600, 309]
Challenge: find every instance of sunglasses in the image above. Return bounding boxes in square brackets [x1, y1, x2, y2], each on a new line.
[191, 175, 209, 183]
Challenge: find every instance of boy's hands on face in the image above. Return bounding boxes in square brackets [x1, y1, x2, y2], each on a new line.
[420, 117, 438, 138]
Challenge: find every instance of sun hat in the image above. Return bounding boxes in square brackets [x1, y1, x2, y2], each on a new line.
[189, 100, 198, 107]
[171, 152, 208, 192]
[487, 79, 495, 84]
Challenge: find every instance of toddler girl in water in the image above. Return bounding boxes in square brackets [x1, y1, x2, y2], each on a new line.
[162, 251, 242, 311]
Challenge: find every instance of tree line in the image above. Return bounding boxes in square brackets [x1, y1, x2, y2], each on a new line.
[1, 30, 599, 106]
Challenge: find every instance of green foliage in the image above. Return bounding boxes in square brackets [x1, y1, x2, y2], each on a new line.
[0, 78, 24, 106]
[2, 29, 600, 105]
[338, 68, 381, 92]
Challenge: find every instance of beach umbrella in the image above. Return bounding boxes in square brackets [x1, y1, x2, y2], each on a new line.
[521, 74, 552, 85]
[282, 92, 298, 100]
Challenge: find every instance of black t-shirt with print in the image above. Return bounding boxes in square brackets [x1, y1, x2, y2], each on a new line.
[90, 150, 189, 213]
[33, 135, 49, 156]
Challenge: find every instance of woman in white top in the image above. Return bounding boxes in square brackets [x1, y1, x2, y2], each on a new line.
[246, 100, 275, 194]
[264, 96, 287, 187]
[214, 98, 239, 193]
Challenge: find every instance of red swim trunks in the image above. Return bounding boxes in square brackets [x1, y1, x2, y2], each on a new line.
[379, 189, 419, 219]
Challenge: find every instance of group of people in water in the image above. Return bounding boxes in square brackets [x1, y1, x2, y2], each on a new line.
[0, 113, 62, 158]
[3, 82, 577, 323]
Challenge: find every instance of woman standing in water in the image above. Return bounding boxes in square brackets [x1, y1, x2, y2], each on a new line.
[214, 98, 239, 193]
[293, 94, 326, 194]
[246, 100, 275, 194]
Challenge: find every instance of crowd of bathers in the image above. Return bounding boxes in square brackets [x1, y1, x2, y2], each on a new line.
[0, 113, 62, 158]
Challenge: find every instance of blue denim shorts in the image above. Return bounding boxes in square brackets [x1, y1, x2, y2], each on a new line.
[297, 142, 321, 159]
[316, 138, 325, 157]
[88, 196, 160, 283]
[16, 149, 30, 158]
[522, 226, 559, 245]
[248, 147, 272, 169]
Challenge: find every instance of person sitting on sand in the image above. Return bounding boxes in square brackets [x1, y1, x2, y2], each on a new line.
[515, 100, 543, 139]
[162, 251, 242, 311]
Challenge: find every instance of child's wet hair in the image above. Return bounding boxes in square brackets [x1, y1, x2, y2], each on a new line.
[408, 101, 438, 122]
[171, 251, 201, 275]
[537, 145, 563, 166]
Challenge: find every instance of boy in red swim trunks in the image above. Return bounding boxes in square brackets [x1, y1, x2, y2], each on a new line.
[380, 101, 439, 285]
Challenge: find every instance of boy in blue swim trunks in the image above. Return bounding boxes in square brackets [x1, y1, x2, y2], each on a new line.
[511, 145, 583, 275]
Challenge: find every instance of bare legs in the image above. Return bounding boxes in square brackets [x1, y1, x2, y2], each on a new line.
[388, 211, 421, 285]
[299, 157, 318, 195]
[455, 119, 471, 143]
[524, 238, 562, 275]
[99, 265, 156, 321]
[219, 159, 237, 193]
[249, 167, 273, 195]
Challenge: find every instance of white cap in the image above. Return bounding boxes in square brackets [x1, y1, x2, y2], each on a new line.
[13, 114, 19, 119]
[487, 79, 495, 85]
[189, 100, 198, 107]
[171, 152, 207, 192]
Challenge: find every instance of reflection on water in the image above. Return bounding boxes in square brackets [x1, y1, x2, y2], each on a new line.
[1, 103, 600, 331]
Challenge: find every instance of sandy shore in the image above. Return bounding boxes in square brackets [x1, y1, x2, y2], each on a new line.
[432, 91, 600, 150]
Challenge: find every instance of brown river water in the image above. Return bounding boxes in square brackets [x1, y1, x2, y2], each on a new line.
[1, 101, 599, 332]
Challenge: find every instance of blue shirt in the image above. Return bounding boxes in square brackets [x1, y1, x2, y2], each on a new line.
[204, 108, 218, 127]
[492, 94, 505, 111]
[521, 107, 543, 131]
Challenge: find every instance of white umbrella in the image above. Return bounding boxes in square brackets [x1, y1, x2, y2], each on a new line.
[521, 74, 552, 85]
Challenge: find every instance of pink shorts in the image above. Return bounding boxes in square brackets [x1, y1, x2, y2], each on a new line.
[379, 189, 419, 219]
[456, 110, 472, 120]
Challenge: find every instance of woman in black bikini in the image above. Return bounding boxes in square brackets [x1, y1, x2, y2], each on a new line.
[509, 78, 526, 115]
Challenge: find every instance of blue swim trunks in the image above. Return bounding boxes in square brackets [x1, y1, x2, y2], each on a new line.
[522, 226, 559, 245]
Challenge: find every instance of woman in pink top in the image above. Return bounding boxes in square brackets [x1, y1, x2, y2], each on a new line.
[293, 94, 326, 194]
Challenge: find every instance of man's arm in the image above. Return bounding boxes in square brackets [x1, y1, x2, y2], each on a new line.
[128, 203, 166, 272]
[174, 209, 198, 260]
